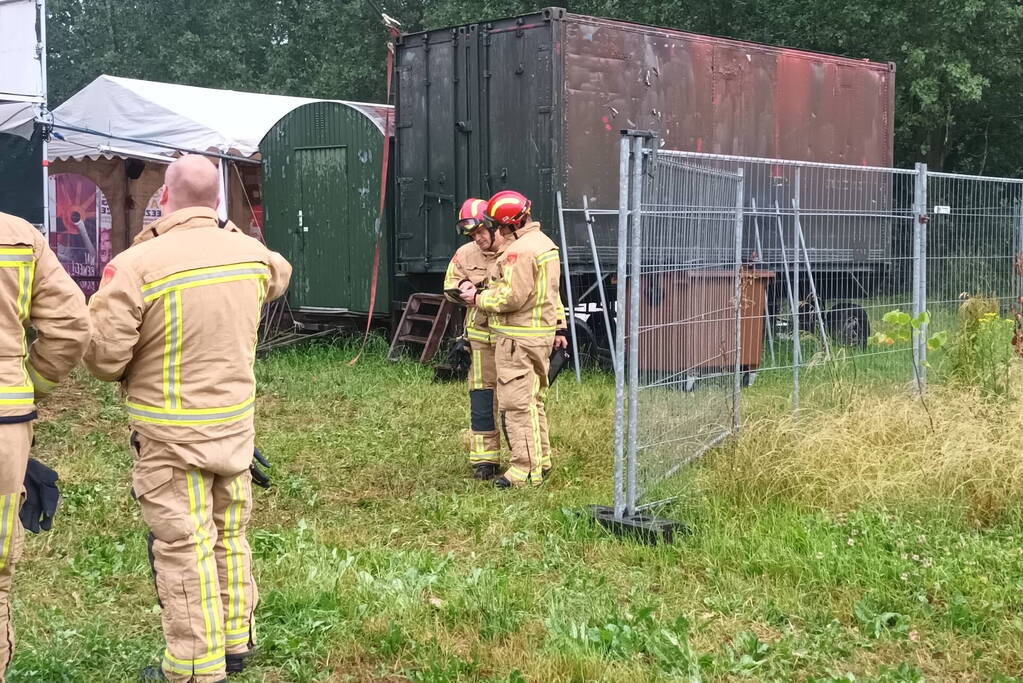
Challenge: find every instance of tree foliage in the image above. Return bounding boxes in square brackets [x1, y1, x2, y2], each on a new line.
[46, 0, 1023, 174]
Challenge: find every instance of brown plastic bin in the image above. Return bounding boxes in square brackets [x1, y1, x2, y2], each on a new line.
[632, 268, 775, 375]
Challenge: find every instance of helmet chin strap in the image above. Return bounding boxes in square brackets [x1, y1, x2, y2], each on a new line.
[509, 215, 529, 239]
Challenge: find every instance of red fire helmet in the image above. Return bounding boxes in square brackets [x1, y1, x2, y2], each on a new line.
[485, 190, 531, 228]
[456, 197, 487, 236]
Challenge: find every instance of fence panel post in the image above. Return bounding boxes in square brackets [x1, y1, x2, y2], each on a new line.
[913, 162, 928, 392]
[613, 136, 630, 520]
[732, 168, 744, 432]
[625, 135, 646, 517]
[792, 167, 801, 412]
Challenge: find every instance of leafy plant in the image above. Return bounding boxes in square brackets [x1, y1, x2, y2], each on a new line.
[867, 310, 945, 353]
[943, 298, 1015, 397]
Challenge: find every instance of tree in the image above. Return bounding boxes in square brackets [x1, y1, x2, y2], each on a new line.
[45, 0, 1023, 175]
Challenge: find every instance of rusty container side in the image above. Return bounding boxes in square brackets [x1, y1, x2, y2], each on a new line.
[394, 8, 895, 275]
[559, 12, 896, 262]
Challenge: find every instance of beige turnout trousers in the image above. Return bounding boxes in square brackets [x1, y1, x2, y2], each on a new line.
[133, 433, 257, 682]
[0, 423, 31, 682]
[467, 340, 501, 465]
[495, 337, 553, 485]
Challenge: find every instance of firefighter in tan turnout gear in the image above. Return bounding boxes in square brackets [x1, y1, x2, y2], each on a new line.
[443, 198, 507, 480]
[84, 155, 292, 682]
[459, 190, 567, 488]
[0, 212, 90, 682]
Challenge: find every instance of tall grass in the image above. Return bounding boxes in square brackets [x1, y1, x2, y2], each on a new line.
[714, 371, 1023, 520]
[9, 336, 1023, 680]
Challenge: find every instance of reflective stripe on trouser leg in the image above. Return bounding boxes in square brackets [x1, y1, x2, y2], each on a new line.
[537, 396, 552, 472]
[0, 422, 31, 680]
[212, 470, 257, 653]
[0, 494, 23, 681]
[468, 343, 500, 465]
[495, 340, 546, 486]
[469, 349, 485, 391]
[137, 464, 226, 682]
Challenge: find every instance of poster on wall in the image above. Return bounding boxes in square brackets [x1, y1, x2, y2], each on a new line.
[49, 173, 162, 296]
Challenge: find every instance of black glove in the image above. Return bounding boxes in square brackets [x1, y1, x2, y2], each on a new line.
[451, 337, 470, 357]
[251, 447, 271, 489]
[548, 347, 571, 386]
[21, 458, 60, 533]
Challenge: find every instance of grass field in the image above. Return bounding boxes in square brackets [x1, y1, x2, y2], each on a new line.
[8, 337, 1023, 682]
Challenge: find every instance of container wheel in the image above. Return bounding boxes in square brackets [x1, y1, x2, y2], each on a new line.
[825, 301, 871, 348]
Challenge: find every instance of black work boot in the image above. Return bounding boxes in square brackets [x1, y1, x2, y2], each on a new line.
[493, 475, 512, 489]
[472, 463, 499, 481]
[227, 649, 254, 674]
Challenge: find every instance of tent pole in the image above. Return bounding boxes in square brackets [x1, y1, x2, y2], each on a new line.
[38, 0, 48, 236]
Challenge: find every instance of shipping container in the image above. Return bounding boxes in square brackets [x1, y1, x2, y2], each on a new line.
[261, 100, 393, 316]
[394, 7, 895, 289]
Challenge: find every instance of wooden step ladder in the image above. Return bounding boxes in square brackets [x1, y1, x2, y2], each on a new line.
[388, 293, 455, 363]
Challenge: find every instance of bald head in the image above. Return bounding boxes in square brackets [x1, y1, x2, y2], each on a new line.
[160, 154, 220, 214]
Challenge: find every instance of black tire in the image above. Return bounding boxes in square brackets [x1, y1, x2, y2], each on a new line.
[567, 316, 604, 370]
[825, 301, 871, 348]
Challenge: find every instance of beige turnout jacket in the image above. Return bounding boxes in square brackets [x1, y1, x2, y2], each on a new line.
[84, 207, 291, 442]
[443, 241, 499, 344]
[475, 222, 565, 344]
[0, 212, 90, 421]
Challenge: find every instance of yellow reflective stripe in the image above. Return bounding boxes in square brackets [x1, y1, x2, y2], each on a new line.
[490, 324, 556, 338]
[186, 470, 224, 655]
[17, 260, 34, 321]
[530, 373, 543, 479]
[0, 247, 33, 255]
[224, 476, 246, 637]
[0, 494, 17, 572]
[27, 364, 57, 392]
[172, 291, 183, 408]
[163, 649, 225, 675]
[505, 466, 530, 483]
[18, 261, 34, 387]
[466, 328, 492, 343]
[488, 196, 519, 217]
[471, 350, 483, 390]
[125, 396, 255, 426]
[444, 259, 459, 289]
[478, 264, 514, 310]
[142, 261, 268, 294]
[533, 259, 548, 328]
[0, 385, 35, 405]
[536, 251, 559, 266]
[144, 272, 269, 303]
[162, 296, 173, 408]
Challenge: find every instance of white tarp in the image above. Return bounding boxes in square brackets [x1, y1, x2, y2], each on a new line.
[0, 101, 36, 139]
[0, 0, 43, 101]
[48, 75, 392, 162]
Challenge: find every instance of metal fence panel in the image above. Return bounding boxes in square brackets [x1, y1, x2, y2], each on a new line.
[925, 171, 1023, 331]
[619, 145, 744, 513]
[605, 138, 1023, 521]
[651, 151, 921, 403]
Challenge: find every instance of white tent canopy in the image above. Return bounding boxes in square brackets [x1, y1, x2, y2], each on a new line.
[46, 75, 391, 162]
[0, 101, 36, 139]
